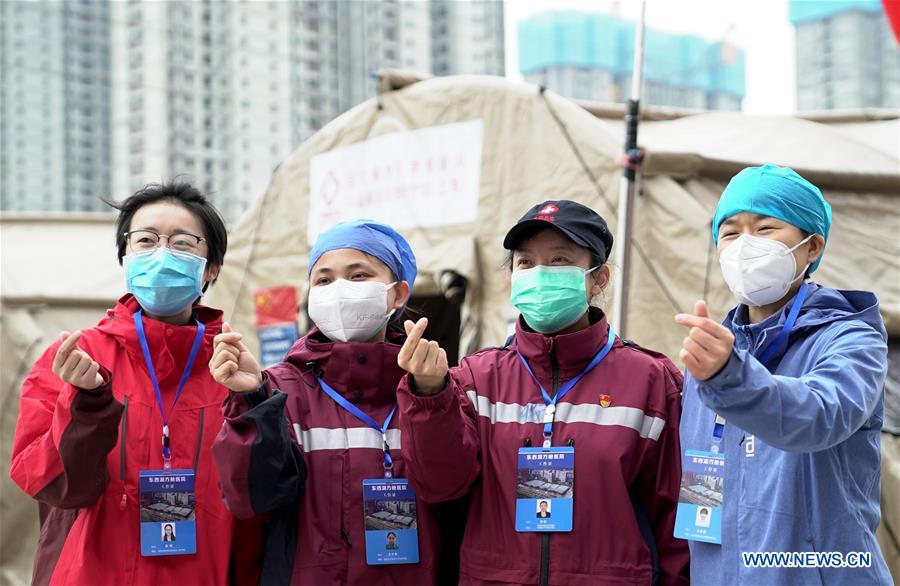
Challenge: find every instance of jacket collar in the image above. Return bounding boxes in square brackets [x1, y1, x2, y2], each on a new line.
[96, 294, 223, 385]
[512, 307, 617, 386]
[724, 282, 888, 355]
[284, 328, 406, 408]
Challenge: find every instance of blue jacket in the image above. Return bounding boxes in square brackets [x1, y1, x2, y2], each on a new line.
[680, 283, 891, 585]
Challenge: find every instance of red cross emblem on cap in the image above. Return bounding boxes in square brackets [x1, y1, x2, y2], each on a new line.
[538, 204, 558, 215]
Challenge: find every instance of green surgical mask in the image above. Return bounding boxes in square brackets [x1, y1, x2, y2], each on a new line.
[510, 265, 596, 334]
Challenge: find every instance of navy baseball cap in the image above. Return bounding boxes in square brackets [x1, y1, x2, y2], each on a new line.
[503, 200, 614, 262]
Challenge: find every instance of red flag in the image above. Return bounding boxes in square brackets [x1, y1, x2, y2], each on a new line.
[254, 286, 299, 327]
[885, 0, 900, 44]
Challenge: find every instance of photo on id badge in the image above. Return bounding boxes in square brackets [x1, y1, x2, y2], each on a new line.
[363, 479, 419, 565]
[139, 470, 197, 556]
[674, 450, 723, 543]
[516, 447, 574, 532]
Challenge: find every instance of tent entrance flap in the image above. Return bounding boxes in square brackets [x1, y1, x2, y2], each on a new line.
[408, 292, 463, 367]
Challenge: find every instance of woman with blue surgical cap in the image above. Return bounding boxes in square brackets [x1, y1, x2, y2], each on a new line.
[211, 220, 450, 585]
[676, 164, 891, 584]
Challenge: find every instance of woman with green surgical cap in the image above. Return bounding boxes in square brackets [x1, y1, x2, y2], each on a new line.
[676, 164, 891, 585]
[396, 200, 690, 585]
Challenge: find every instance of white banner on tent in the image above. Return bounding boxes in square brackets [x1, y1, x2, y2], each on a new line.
[307, 119, 483, 244]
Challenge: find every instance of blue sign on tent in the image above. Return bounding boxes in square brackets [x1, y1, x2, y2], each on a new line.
[258, 323, 298, 367]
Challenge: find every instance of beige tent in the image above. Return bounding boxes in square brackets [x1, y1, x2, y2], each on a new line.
[206, 71, 900, 580]
[0, 214, 121, 585]
[208, 72, 899, 359]
[1, 72, 897, 584]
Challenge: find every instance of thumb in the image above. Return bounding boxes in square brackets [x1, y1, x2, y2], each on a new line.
[222, 322, 233, 333]
[404, 320, 415, 335]
[694, 300, 709, 319]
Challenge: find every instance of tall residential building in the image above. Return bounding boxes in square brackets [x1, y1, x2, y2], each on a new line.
[111, 1, 295, 221]
[286, 1, 432, 143]
[113, 0, 505, 221]
[518, 11, 745, 110]
[2, 0, 503, 219]
[431, 0, 505, 76]
[789, 0, 899, 111]
[1, 0, 111, 212]
[287, 1, 504, 148]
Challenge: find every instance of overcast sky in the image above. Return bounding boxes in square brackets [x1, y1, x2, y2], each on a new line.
[504, 0, 796, 114]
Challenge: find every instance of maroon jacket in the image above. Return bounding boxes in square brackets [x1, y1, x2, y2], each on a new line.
[212, 329, 450, 585]
[398, 309, 690, 585]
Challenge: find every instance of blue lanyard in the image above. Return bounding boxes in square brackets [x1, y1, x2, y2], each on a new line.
[757, 281, 809, 366]
[318, 377, 398, 478]
[517, 326, 616, 448]
[712, 281, 809, 450]
[133, 310, 206, 469]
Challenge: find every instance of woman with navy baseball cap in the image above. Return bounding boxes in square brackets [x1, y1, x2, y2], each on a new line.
[676, 165, 891, 584]
[210, 220, 454, 585]
[395, 200, 690, 585]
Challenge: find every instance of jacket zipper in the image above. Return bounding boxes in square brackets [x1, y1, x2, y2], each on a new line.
[119, 395, 129, 511]
[540, 348, 561, 586]
[193, 407, 205, 472]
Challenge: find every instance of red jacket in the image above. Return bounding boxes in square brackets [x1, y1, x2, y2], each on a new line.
[9, 295, 262, 586]
[398, 310, 690, 585]
[212, 329, 456, 585]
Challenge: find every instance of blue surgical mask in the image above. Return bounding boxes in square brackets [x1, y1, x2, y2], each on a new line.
[124, 248, 207, 316]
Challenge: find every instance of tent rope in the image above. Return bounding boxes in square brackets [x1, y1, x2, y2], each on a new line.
[539, 89, 684, 315]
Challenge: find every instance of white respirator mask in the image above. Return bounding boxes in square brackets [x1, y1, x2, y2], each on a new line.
[718, 233, 813, 307]
[307, 279, 397, 343]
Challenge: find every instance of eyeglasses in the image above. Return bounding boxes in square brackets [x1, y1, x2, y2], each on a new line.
[124, 230, 206, 253]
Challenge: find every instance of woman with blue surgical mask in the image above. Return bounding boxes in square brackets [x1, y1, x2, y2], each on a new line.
[210, 220, 455, 585]
[10, 183, 261, 586]
[676, 164, 892, 585]
[395, 200, 690, 585]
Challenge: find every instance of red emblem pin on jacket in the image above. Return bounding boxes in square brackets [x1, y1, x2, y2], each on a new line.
[599, 394, 612, 408]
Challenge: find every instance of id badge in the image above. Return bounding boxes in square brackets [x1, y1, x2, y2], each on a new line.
[515, 447, 574, 532]
[139, 469, 197, 556]
[674, 450, 724, 544]
[362, 478, 419, 565]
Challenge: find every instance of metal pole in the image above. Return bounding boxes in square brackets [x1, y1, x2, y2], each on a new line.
[611, 0, 646, 337]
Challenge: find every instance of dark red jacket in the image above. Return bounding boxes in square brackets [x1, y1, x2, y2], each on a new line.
[212, 329, 451, 585]
[9, 295, 262, 586]
[398, 309, 690, 585]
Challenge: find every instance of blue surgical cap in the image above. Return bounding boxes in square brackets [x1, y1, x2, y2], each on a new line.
[712, 164, 832, 273]
[309, 220, 417, 294]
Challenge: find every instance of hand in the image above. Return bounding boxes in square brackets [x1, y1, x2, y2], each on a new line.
[52, 331, 104, 390]
[397, 318, 448, 395]
[675, 301, 735, 381]
[210, 323, 263, 392]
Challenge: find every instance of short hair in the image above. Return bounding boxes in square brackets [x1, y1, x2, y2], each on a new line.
[387, 532, 397, 538]
[539, 500, 549, 505]
[699, 508, 709, 515]
[104, 182, 227, 282]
